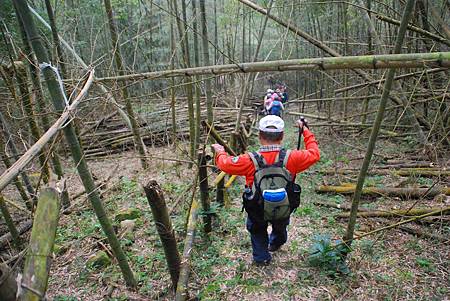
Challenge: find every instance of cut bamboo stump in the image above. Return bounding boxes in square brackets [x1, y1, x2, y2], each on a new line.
[0, 263, 17, 301]
[19, 187, 61, 301]
[143, 180, 181, 290]
[198, 152, 212, 233]
[316, 185, 450, 199]
[175, 199, 199, 301]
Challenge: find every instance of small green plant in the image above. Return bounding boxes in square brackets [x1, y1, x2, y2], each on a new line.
[307, 234, 350, 275]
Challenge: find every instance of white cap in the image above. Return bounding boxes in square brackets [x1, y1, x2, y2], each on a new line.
[259, 115, 284, 132]
[267, 89, 274, 93]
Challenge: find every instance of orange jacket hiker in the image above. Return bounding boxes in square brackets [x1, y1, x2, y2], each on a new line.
[214, 127, 320, 186]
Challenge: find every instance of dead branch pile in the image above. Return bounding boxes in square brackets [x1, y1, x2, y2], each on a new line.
[79, 99, 255, 158]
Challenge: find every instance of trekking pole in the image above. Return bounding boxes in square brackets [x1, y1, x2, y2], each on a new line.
[296, 116, 306, 150]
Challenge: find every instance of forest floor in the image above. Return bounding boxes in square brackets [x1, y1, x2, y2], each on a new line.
[2, 117, 449, 300]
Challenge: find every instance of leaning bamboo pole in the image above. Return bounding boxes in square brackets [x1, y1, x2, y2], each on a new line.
[0, 71, 94, 194]
[343, 0, 418, 247]
[27, 4, 132, 130]
[94, 52, 450, 82]
[375, 14, 450, 47]
[175, 199, 199, 301]
[13, 0, 137, 287]
[18, 187, 61, 301]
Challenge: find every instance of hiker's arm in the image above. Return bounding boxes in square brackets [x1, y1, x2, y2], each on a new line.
[215, 152, 254, 176]
[287, 128, 320, 173]
[280, 102, 285, 110]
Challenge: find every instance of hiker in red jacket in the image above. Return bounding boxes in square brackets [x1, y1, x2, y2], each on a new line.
[212, 115, 320, 265]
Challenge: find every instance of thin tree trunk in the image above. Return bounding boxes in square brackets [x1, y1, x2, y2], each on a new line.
[172, 0, 196, 160]
[13, 0, 137, 287]
[343, 0, 417, 249]
[192, 0, 202, 148]
[199, 0, 213, 123]
[103, 0, 148, 169]
[169, 19, 177, 147]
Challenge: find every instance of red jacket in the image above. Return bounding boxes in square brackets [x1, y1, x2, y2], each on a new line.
[215, 128, 320, 186]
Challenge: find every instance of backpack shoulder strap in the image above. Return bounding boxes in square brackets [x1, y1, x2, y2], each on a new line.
[273, 149, 287, 167]
[282, 149, 291, 167]
[249, 152, 266, 169]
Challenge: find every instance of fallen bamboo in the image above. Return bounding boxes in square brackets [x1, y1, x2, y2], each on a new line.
[175, 199, 199, 301]
[0, 70, 94, 194]
[143, 180, 181, 290]
[398, 225, 448, 242]
[93, 52, 450, 82]
[353, 207, 450, 241]
[0, 220, 32, 250]
[0, 195, 20, 248]
[335, 68, 447, 94]
[317, 185, 450, 199]
[337, 207, 450, 218]
[312, 200, 368, 211]
[18, 187, 61, 301]
[319, 168, 449, 177]
[375, 14, 450, 47]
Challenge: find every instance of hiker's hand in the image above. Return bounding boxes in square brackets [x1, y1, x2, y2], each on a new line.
[211, 144, 225, 153]
[296, 118, 309, 129]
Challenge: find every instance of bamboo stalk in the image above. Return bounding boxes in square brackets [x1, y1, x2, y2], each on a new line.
[18, 187, 61, 301]
[93, 52, 450, 82]
[343, 0, 417, 247]
[103, 0, 148, 170]
[13, 0, 136, 287]
[198, 152, 211, 233]
[0, 195, 20, 248]
[143, 180, 181, 290]
[175, 199, 199, 301]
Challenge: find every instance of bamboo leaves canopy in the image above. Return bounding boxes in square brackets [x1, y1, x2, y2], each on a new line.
[94, 52, 450, 82]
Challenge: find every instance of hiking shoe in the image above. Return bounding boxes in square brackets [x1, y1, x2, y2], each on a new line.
[268, 244, 282, 252]
[253, 259, 271, 266]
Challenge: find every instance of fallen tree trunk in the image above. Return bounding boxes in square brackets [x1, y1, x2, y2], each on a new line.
[18, 187, 61, 301]
[316, 185, 450, 198]
[175, 199, 199, 301]
[337, 207, 450, 218]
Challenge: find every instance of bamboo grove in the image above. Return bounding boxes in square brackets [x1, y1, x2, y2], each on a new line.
[0, 0, 449, 299]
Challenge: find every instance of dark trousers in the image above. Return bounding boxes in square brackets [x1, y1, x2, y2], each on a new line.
[246, 216, 290, 262]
